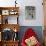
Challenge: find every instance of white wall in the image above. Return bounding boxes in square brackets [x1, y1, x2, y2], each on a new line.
[0, 0, 44, 26]
[18, 0, 44, 26]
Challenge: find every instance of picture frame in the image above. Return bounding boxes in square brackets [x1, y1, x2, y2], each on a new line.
[25, 6, 36, 20]
[9, 10, 18, 15]
[2, 10, 9, 15]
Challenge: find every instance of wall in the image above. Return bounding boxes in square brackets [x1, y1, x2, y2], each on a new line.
[18, 0, 44, 26]
[0, 0, 44, 26]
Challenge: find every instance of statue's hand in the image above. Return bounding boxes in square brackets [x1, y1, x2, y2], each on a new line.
[25, 36, 38, 46]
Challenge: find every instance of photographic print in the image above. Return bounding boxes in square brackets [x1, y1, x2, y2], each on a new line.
[25, 6, 36, 20]
[2, 10, 9, 15]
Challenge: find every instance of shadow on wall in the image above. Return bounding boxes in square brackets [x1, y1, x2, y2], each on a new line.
[18, 26, 43, 44]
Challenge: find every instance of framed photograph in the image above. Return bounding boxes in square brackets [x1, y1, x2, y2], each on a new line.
[25, 6, 36, 20]
[2, 10, 9, 15]
[9, 10, 18, 15]
[10, 11, 15, 15]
